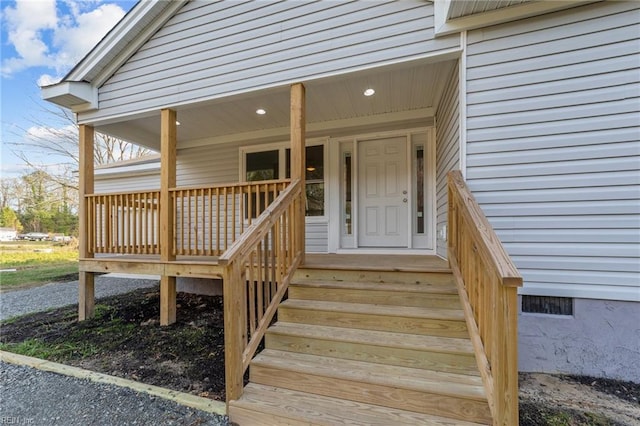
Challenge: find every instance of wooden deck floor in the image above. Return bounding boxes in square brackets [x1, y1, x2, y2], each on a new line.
[304, 253, 449, 272]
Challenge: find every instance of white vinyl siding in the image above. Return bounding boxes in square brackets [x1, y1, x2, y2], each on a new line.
[95, 172, 160, 193]
[83, 0, 459, 122]
[465, 1, 640, 302]
[435, 62, 460, 258]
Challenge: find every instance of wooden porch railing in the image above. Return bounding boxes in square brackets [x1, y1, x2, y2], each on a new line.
[447, 170, 523, 426]
[86, 191, 161, 254]
[171, 180, 289, 256]
[218, 179, 304, 404]
[84, 180, 289, 256]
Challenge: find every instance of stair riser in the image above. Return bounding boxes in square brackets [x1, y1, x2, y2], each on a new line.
[250, 366, 492, 424]
[265, 333, 479, 376]
[294, 269, 454, 286]
[229, 407, 314, 426]
[289, 286, 461, 309]
[278, 308, 468, 338]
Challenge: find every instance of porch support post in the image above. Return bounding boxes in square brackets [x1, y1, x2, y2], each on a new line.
[78, 124, 95, 321]
[160, 108, 177, 326]
[290, 83, 306, 263]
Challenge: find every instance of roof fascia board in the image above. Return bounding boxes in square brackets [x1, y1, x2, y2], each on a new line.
[68, 0, 188, 86]
[434, 0, 600, 36]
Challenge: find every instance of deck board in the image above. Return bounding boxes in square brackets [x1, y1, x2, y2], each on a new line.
[304, 254, 449, 272]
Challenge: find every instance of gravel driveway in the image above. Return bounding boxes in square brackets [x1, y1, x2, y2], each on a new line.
[0, 362, 228, 426]
[0, 275, 159, 321]
[0, 276, 229, 425]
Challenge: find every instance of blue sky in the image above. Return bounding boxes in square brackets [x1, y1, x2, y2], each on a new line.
[1, 0, 136, 177]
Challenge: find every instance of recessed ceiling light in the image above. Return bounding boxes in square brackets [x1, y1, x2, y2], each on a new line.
[256, 108, 266, 115]
[364, 88, 375, 97]
[175, 121, 181, 126]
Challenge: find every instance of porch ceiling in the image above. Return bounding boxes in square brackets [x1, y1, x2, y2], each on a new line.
[96, 58, 457, 151]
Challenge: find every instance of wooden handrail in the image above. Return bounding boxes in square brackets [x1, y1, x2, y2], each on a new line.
[447, 170, 522, 426]
[221, 179, 304, 405]
[169, 178, 290, 193]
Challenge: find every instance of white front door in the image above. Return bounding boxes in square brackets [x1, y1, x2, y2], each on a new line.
[357, 137, 408, 247]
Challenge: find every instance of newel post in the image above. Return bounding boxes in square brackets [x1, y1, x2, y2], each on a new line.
[223, 262, 247, 406]
[290, 83, 306, 261]
[160, 108, 177, 326]
[78, 124, 95, 321]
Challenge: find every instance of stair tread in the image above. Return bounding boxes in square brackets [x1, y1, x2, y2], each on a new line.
[267, 322, 474, 354]
[232, 383, 488, 426]
[254, 349, 486, 400]
[290, 279, 458, 294]
[281, 299, 465, 321]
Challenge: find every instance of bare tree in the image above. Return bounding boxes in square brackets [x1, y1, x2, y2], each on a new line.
[6, 100, 152, 191]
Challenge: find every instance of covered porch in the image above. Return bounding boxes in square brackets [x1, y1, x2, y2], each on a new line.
[72, 59, 521, 424]
[75, 57, 460, 324]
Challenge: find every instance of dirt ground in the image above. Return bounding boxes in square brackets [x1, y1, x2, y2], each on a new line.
[1, 288, 639, 425]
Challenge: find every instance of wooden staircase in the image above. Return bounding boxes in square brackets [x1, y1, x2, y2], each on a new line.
[229, 266, 492, 425]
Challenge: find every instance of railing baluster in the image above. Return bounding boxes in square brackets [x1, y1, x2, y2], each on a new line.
[216, 187, 221, 255]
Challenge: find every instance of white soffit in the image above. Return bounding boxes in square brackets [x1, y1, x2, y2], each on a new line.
[41, 81, 98, 112]
[434, 0, 601, 36]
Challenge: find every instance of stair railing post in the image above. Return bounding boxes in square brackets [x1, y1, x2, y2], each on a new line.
[223, 261, 247, 406]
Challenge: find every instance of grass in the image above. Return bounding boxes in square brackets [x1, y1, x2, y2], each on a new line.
[0, 338, 100, 359]
[0, 241, 78, 289]
[0, 303, 135, 360]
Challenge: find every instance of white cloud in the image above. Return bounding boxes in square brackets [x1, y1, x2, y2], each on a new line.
[1, 0, 57, 74]
[25, 124, 77, 143]
[37, 73, 61, 87]
[1, 0, 126, 78]
[53, 4, 125, 71]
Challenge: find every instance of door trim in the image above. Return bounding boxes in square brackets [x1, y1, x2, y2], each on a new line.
[329, 127, 436, 252]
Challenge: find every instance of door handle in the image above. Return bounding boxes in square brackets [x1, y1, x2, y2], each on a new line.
[403, 198, 408, 203]
[402, 190, 407, 195]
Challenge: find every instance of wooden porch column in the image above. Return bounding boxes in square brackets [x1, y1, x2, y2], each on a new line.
[78, 124, 95, 321]
[290, 83, 306, 263]
[160, 109, 177, 326]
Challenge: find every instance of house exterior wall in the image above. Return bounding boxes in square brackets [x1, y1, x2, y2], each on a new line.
[465, 1, 640, 303]
[95, 172, 160, 193]
[435, 61, 460, 258]
[519, 297, 640, 383]
[81, 0, 459, 123]
[464, 1, 640, 382]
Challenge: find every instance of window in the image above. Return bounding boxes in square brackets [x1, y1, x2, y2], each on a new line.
[285, 145, 324, 216]
[415, 145, 425, 234]
[242, 144, 325, 217]
[246, 150, 279, 181]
